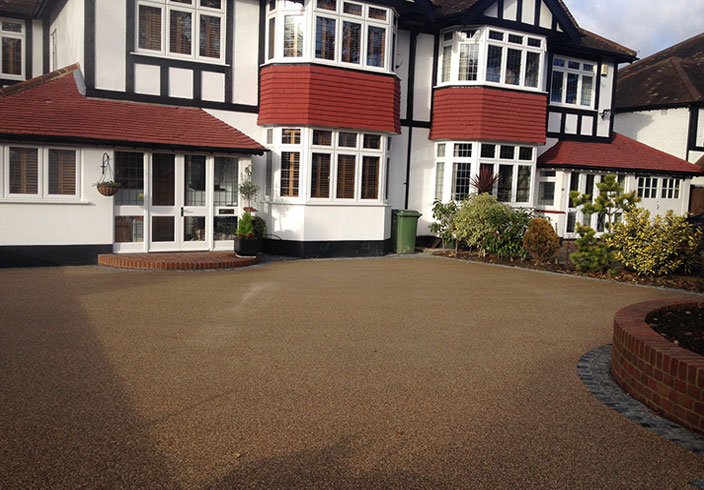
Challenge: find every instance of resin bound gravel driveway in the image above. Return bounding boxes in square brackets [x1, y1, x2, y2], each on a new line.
[2, 256, 704, 489]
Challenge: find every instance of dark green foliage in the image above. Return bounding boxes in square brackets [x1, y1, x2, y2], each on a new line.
[522, 218, 560, 264]
[482, 207, 534, 259]
[570, 224, 615, 273]
[430, 200, 459, 249]
[236, 211, 255, 239]
[252, 215, 267, 240]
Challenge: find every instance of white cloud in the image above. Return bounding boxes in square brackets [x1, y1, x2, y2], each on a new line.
[564, 0, 704, 59]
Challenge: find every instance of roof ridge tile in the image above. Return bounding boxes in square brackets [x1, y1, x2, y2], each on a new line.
[0, 63, 80, 98]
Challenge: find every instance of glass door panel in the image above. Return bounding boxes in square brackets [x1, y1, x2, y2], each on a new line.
[114, 152, 147, 253]
[181, 155, 208, 250]
[149, 154, 178, 251]
[213, 157, 239, 248]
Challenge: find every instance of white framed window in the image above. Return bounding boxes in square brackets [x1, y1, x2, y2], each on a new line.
[550, 56, 596, 109]
[661, 178, 680, 199]
[478, 143, 533, 204]
[437, 26, 545, 91]
[537, 169, 556, 207]
[1, 17, 25, 79]
[637, 176, 658, 199]
[136, 0, 226, 64]
[2, 145, 79, 200]
[266, 0, 396, 73]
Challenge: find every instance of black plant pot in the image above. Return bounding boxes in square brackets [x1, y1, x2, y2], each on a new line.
[235, 237, 262, 256]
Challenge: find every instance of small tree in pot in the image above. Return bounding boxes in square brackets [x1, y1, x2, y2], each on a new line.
[239, 166, 259, 212]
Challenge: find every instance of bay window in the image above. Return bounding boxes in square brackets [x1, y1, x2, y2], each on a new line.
[1, 18, 24, 79]
[550, 56, 596, 108]
[266, 0, 396, 72]
[438, 27, 545, 91]
[136, 0, 225, 63]
[3, 146, 78, 199]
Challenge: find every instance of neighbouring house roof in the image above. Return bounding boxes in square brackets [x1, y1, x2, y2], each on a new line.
[0, 64, 265, 154]
[538, 133, 703, 176]
[616, 33, 704, 110]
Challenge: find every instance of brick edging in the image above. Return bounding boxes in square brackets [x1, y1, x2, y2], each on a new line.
[97, 253, 260, 271]
[611, 299, 704, 434]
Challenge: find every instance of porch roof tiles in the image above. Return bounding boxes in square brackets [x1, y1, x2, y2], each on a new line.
[0, 64, 265, 154]
[538, 133, 703, 176]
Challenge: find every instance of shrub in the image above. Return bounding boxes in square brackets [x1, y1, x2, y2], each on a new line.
[522, 218, 560, 264]
[570, 173, 640, 233]
[252, 215, 267, 240]
[483, 207, 534, 259]
[607, 208, 703, 276]
[235, 211, 255, 239]
[569, 225, 614, 273]
[454, 193, 505, 254]
[430, 200, 459, 249]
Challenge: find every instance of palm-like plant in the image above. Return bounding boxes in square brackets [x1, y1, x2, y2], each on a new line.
[471, 167, 501, 194]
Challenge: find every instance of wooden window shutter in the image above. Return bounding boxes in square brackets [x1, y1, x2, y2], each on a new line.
[310, 153, 330, 198]
[138, 5, 162, 51]
[1, 37, 21, 75]
[361, 156, 379, 199]
[48, 150, 76, 195]
[9, 148, 38, 195]
[336, 154, 356, 199]
[280, 152, 299, 197]
[199, 14, 220, 58]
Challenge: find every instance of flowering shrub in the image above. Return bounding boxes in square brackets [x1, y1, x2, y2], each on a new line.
[522, 218, 560, 264]
[607, 208, 703, 276]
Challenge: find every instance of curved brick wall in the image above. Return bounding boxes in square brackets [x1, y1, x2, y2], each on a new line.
[611, 299, 704, 434]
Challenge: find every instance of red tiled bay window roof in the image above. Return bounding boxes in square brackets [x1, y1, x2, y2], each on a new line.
[0, 64, 264, 154]
[538, 133, 703, 175]
[430, 87, 547, 144]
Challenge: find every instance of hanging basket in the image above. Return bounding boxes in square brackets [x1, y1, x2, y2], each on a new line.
[96, 183, 120, 197]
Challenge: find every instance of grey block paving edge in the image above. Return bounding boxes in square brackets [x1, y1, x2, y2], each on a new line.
[578, 345, 704, 488]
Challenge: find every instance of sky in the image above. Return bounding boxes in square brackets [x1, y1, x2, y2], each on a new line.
[564, 0, 704, 60]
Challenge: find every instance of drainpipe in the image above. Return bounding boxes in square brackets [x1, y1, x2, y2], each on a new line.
[404, 30, 418, 209]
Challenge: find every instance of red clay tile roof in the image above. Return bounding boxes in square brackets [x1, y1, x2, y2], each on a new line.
[538, 133, 703, 175]
[430, 86, 546, 143]
[0, 64, 264, 153]
[616, 33, 704, 109]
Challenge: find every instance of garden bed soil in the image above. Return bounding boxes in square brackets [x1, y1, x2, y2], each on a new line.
[430, 249, 704, 294]
[648, 307, 704, 357]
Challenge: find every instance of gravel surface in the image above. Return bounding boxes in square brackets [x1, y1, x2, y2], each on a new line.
[1, 256, 704, 489]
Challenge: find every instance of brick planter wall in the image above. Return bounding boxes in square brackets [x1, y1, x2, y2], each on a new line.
[611, 299, 704, 434]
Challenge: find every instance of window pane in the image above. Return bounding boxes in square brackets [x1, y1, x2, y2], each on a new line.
[508, 34, 523, 44]
[581, 75, 593, 106]
[516, 166, 531, 203]
[368, 7, 386, 20]
[524, 51, 540, 88]
[139, 5, 162, 51]
[499, 145, 514, 159]
[338, 132, 357, 147]
[48, 149, 76, 195]
[343, 2, 362, 15]
[170, 10, 192, 55]
[568, 60, 580, 70]
[2, 37, 21, 75]
[214, 156, 238, 206]
[152, 216, 174, 241]
[585, 174, 595, 196]
[527, 38, 541, 47]
[282, 128, 301, 144]
[9, 147, 38, 194]
[489, 31, 503, 40]
[436, 143, 446, 158]
[505, 48, 521, 85]
[184, 216, 206, 241]
[317, 0, 336, 10]
[152, 154, 175, 206]
[311, 153, 331, 198]
[184, 155, 206, 206]
[363, 134, 381, 149]
[452, 162, 471, 200]
[453, 143, 471, 157]
[435, 162, 445, 200]
[481, 144, 495, 158]
[498, 164, 513, 202]
[313, 130, 332, 145]
[199, 14, 220, 58]
[569, 172, 579, 193]
[316, 17, 335, 60]
[486, 45, 502, 83]
[538, 181, 555, 206]
[280, 151, 300, 197]
[459, 44, 478, 81]
[1, 21, 22, 33]
[115, 216, 144, 243]
[550, 71, 563, 102]
[265, 152, 273, 196]
[200, 0, 221, 8]
[336, 154, 356, 198]
[367, 26, 385, 67]
[214, 216, 237, 240]
[566, 73, 578, 104]
[518, 147, 532, 161]
[283, 15, 304, 57]
[566, 212, 576, 232]
[341, 21, 360, 63]
[441, 45, 451, 83]
[268, 17, 275, 59]
[361, 156, 379, 199]
[116, 152, 144, 205]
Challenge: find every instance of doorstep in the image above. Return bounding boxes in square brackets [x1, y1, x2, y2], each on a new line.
[97, 252, 260, 271]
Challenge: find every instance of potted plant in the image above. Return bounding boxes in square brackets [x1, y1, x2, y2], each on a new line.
[234, 211, 262, 256]
[94, 180, 121, 197]
[238, 166, 259, 213]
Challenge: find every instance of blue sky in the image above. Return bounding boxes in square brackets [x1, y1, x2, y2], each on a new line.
[564, 0, 704, 60]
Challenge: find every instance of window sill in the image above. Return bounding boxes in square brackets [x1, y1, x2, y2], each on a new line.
[0, 198, 92, 205]
[131, 51, 229, 67]
[435, 81, 547, 94]
[548, 102, 596, 112]
[269, 200, 389, 207]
